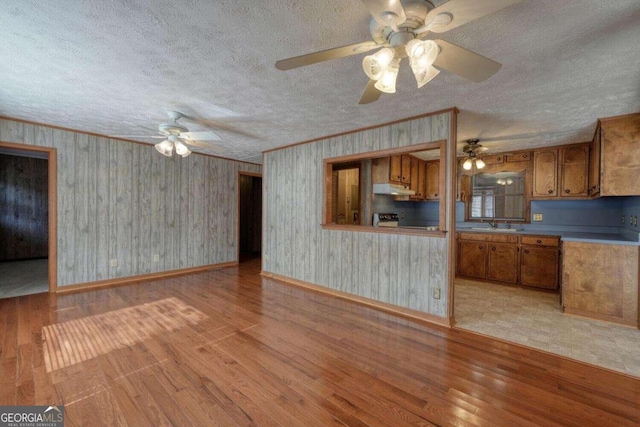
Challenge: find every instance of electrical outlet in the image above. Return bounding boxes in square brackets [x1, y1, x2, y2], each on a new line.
[622, 215, 625, 225]
[264, 254, 269, 262]
[400, 212, 405, 219]
[153, 254, 159, 262]
[433, 288, 441, 300]
[533, 213, 543, 221]
[633, 215, 638, 227]
[109, 259, 118, 267]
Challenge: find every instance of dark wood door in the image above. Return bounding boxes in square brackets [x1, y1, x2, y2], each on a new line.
[520, 246, 559, 289]
[486, 243, 518, 284]
[457, 240, 486, 279]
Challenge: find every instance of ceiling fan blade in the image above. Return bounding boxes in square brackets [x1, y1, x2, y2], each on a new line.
[110, 134, 165, 139]
[361, 0, 407, 30]
[358, 79, 382, 105]
[182, 139, 226, 153]
[181, 131, 221, 141]
[425, 0, 522, 34]
[433, 39, 501, 83]
[275, 41, 379, 70]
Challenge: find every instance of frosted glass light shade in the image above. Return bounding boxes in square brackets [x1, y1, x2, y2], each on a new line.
[362, 48, 395, 81]
[374, 58, 400, 93]
[462, 158, 473, 170]
[174, 140, 190, 156]
[412, 65, 440, 88]
[406, 39, 438, 69]
[155, 139, 174, 157]
[475, 158, 486, 169]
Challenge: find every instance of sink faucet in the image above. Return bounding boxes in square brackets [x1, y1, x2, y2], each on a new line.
[482, 219, 497, 229]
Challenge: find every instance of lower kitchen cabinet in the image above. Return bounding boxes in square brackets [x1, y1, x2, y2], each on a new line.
[520, 245, 559, 289]
[456, 232, 559, 290]
[487, 243, 519, 284]
[457, 240, 486, 279]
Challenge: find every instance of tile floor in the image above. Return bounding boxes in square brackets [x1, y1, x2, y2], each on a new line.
[454, 278, 640, 377]
[0, 259, 48, 299]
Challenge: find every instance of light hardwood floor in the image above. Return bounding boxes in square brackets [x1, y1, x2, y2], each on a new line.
[1, 258, 639, 426]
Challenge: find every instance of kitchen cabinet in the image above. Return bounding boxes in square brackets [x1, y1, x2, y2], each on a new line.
[456, 233, 559, 290]
[409, 157, 423, 200]
[457, 239, 487, 279]
[425, 160, 439, 200]
[457, 233, 519, 284]
[532, 145, 589, 199]
[417, 160, 426, 200]
[401, 155, 411, 185]
[532, 150, 558, 198]
[372, 156, 412, 191]
[487, 243, 519, 284]
[562, 241, 639, 326]
[389, 155, 402, 182]
[480, 154, 505, 165]
[520, 236, 560, 290]
[589, 113, 640, 196]
[559, 145, 589, 197]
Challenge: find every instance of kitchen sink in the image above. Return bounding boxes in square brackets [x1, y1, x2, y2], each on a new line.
[469, 227, 521, 232]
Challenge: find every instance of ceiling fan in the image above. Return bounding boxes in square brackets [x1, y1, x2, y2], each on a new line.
[112, 111, 226, 157]
[461, 138, 488, 170]
[275, 0, 522, 104]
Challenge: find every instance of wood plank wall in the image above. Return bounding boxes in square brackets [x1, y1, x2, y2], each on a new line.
[0, 118, 261, 287]
[263, 112, 453, 318]
[0, 154, 48, 260]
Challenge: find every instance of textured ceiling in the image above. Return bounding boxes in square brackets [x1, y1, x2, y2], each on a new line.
[1, 0, 639, 164]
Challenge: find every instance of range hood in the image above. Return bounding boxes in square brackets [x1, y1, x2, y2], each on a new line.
[372, 183, 416, 196]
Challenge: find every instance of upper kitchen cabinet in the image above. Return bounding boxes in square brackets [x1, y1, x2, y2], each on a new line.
[389, 155, 402, 182]
[401, 155, 412, 185]
[532, 149, 558, 198]
[532, 144, 589, 199]
[424, 160, 440, 200]
[589, 113, 640, 197]
[559, 145, 589, 197]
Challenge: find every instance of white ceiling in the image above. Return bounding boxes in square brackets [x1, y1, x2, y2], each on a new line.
[1, 0, 639, 164]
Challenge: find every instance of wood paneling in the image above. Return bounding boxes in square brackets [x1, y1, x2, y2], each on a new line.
[0, 154, 48, 260]
[2, 259, 640, 426]
[562, 241, 638, 326]
[0, 118, 261, 287]
[263, 112, 454, 318]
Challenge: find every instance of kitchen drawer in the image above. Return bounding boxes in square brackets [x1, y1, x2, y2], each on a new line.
[520, 235, 560, 247]
[480, 154, 504, 165]
[459, 233, 518, 243]
[506, 152, 532, 162]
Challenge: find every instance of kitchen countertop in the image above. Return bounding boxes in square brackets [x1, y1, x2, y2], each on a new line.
[456, 227, 640, 246]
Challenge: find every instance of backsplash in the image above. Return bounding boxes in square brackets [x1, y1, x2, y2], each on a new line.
[374, 195, 640, 237]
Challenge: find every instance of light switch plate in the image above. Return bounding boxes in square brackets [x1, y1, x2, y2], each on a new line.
[533, 213, 543, 221]
[109, 259, 118, 267]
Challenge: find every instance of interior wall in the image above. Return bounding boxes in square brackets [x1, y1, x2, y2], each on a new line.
[0, 154, 48, 261]
[263, 112, 453, 318]
[0, 118, 261, 287]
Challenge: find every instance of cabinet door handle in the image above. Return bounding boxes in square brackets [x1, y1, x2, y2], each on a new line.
[548, 189, 554, 194]
[479, 245, 483, 250]
[564, 189, 571, 194]
[524, 249, 530, 254]
[536, 239, 542, 244]
[523, 154, 528, 158]
[434, 193, 438, 197]
[491, 246, 496, 251]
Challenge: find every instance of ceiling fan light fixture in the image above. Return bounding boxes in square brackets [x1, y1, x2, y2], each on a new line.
[362, 47, 395, 80]
[374, 58, 400, 93]
[174, 139, 190, 156]
[155, 139, 174, 157]
[462, 157, 473, 170]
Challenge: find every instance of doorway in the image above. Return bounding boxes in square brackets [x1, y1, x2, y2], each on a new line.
[238, 172, 262, 263]
[0, 142, 57, 297]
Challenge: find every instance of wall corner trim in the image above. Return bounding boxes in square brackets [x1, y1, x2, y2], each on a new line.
[56, 261, 238, 295]
[261, 271, 453, 329]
